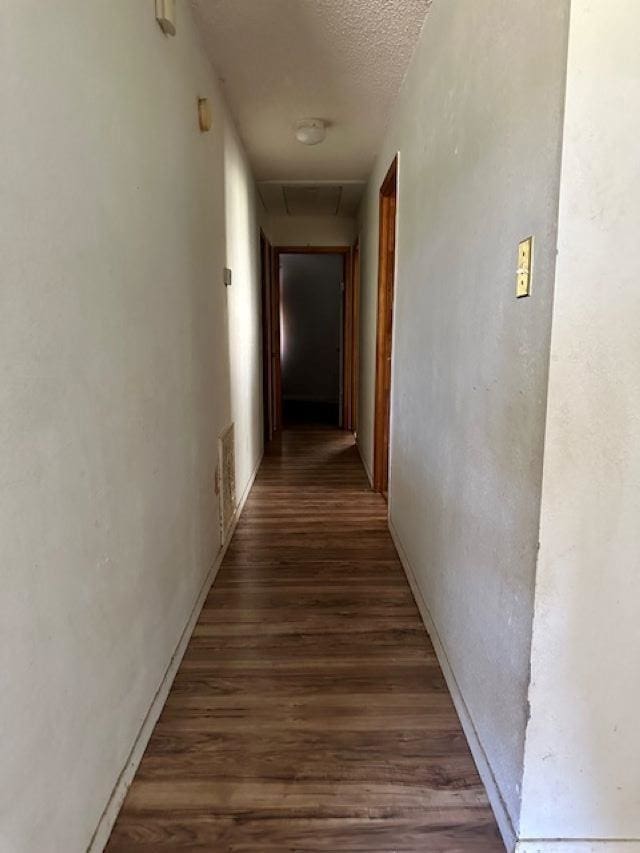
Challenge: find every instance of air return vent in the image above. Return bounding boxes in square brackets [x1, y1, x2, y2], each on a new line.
[218, 423, 236, 543]
[283, 184, 342, 216]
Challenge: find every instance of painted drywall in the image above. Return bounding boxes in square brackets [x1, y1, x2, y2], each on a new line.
[520, 0, 640, 843]
[357, 0, 570, 834]
[0, 3, 262, 852]
[280, 254, 343, 405]
[266, 214, 356, 247]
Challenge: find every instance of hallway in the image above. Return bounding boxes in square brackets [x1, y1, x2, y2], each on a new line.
[106, 429, 501, 852]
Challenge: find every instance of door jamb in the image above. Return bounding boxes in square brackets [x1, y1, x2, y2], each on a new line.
[260, 229, 282, 440]
[348, 239, 361, 433]
[273, 245, 355, 431]
[373, 157, 398, 494]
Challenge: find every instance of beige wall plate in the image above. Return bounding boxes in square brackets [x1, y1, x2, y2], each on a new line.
[198, 98, 212, 133]
[155, 0, 176, 36]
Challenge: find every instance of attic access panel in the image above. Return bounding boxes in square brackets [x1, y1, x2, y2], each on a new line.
[282, 184, 342, 216]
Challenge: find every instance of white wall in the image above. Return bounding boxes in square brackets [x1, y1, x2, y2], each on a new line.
[357, 0, 570, 839]
[0, 3, 262, 851]
[224, 132, 264, 492]
[266, 213, 355, 247]
[519, 1, 640, 846]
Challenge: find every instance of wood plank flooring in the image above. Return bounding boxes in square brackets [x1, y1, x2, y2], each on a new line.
[106, 428, 502, 852]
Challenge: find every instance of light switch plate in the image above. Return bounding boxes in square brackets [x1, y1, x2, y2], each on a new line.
[516, 237, 533, 298]
[223, 267, 232, 287]
[155, 0, 176, 36]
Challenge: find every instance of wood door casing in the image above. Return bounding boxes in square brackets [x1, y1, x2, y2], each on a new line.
[348, 239, 361, 433]
[273, 246, 356, 433]
[260, 230, 282, 440]
[373, 157, 398, 495]
[260, 231, 273, 441]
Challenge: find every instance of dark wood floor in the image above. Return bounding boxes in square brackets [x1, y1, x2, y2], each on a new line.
[106, 428, 502, 852]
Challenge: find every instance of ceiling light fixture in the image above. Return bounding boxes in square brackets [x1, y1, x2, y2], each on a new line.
[295, 119, 327, 146]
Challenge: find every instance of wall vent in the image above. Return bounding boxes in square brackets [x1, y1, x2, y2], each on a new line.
[218, 423, 236, 543]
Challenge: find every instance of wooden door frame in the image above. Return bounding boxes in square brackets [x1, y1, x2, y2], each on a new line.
[273, 245, 356, 431]
[349, 239, 361, 433]
[260, 230, 271, 442]
[260, 229, 282, 441]
[373, 156, 398, 494]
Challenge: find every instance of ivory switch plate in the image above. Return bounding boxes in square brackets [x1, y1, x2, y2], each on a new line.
[516, 237, 533, 298]
[155, 0, 176, 36]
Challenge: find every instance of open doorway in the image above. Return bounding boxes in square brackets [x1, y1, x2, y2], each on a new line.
[259, 230, 281, 440]
[373, 156, 398, 495]
[261, 246, 356, 433]
[280, 251, 343, 427]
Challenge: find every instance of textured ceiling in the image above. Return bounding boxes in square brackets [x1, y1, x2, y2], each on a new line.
[191, 0, 431, 183]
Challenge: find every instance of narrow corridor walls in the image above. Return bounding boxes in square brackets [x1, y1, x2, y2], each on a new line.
[1, 3, 263, 850]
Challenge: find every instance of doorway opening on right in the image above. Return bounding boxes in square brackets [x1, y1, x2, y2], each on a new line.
[261, 245, 358, 435]
[373, 156, 398, 496]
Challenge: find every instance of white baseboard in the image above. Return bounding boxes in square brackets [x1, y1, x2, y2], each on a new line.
[87, 450, 263, 853]
[388, 519, 517, 853]
[355, 437, 373, 487]
[515, 842, 640, 853]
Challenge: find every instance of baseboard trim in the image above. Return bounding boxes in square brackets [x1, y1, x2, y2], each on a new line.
[355, 437, 373, 487]
[388, 519, 517, 853]
[87, 449, 263, 853]
[515, 842, 640, 852]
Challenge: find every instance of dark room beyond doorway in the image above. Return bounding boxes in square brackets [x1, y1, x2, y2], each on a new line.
[280, 253, 343, 427]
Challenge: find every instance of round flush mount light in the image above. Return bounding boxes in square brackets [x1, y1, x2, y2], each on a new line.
[295, 119, 327, 146]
